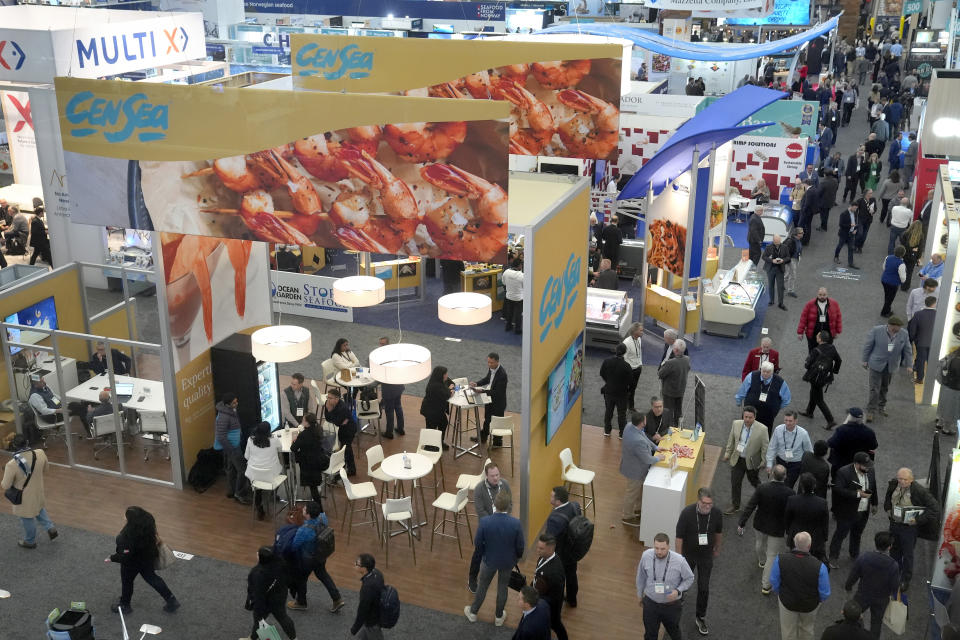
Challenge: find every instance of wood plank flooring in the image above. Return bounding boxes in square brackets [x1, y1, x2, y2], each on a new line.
[1, 391, 719, 639]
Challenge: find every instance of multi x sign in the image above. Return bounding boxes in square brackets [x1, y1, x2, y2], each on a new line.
[0, 40, 26, 71]
[75, 26, 191, 69]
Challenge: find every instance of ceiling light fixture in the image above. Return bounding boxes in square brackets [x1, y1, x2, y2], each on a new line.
[368, 343, 432, 384]
[437, 292, 493, 325]
[251, 325, 312, 363]
[332, 275, 386, 307]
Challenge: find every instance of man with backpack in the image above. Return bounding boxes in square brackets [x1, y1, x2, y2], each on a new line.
[545, 486, 590, 609]
[352, 553, 388, 639]
[800, 331, 842, 431]
[288, 502, 344, 614]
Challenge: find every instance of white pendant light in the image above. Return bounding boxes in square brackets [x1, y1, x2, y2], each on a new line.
[251, 325, 312, 363]
[437, 292, 492, 325]
[368, 343, 432, 384]
[332, 275, 386, 307]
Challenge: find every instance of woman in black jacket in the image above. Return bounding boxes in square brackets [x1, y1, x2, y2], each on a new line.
[290, 413, 330, 510]
[246, 546, 297, 640]
[801, 330, 842, 430]
[106, 506, 179, 614]
[420, 366, 453, 450]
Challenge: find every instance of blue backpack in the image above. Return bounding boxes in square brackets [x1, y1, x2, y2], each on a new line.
[379, 584, 400, 629]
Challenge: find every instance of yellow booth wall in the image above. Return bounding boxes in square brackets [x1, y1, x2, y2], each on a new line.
[526, 187, 589, 544]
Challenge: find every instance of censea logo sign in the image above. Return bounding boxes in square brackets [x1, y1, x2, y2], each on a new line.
[0, 40, 26, 71]
[296, 43, 374, 80]
[539, 253, 581, 343]
[65, 91, 169, 143]
[75, 26, 190, 69]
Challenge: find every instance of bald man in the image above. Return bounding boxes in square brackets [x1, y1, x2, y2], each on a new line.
[770, 531, 830, 640]
[883, 467, 940, 591]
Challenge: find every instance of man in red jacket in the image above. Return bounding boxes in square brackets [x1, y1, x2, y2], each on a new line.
[741, 337, 782, 380]
[797, 287, 843, 353]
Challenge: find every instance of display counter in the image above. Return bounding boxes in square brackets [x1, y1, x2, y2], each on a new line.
[655, 428, 706, 504]
[760, 203, 794, 242]
[645, 283, 700, 334]
[461, 263, 503, 312]
[618, 239, 644, 279]
[585, 287, 634, 351]
[701, 259, 763, 338]
[359, 255, 424, 303]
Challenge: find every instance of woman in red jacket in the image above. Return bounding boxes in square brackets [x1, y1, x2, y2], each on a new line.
[796, 287, 843, 353]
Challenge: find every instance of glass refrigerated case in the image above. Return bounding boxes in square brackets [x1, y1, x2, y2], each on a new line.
[257, 361, 281, 432]
[701, 260, 764, 337]
[585, 288, 635, 350]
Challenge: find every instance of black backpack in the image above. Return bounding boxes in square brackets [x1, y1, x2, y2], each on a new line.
[803, 353, 835, 388]
[938, 352, 960, 390]
[359, 385, 379, 403]
[379, 583, 400, 629]
[187, 448, 222, 493]
[309, 522, 335, 563]
[562, 509, 595, 562]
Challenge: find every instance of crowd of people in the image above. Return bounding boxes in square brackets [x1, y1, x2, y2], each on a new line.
[0, 197, 51, 268]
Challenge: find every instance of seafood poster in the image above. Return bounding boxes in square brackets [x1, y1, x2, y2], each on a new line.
[933, 448, 960, 589]
[54, 77, 511, 263]
[160, 233, 271, 371]
[291, 35, 623, 161]
[646, 173, 693, 278]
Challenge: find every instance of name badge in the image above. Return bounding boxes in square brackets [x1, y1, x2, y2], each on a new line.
[296, 408, 304, 417]
[819, 315, 826, 322]
[736, 442, 746, 454]
[698, 533, 709, 546]
[784, 450, 794, 460]
[758, 392, 768, 402]
[893, 506, 902, 519]
[888, 343, 894, 352]
[654, 583, 666, 594]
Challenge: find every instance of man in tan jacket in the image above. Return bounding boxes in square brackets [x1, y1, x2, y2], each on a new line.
[1, 434, 58, 548]
[723, 406, 770, 515]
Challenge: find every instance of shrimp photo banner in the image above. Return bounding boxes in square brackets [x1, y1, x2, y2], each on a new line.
[291, 35, 624, 161]
[54, 77, 513, 263]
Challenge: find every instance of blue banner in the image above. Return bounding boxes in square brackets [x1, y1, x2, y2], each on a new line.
[688, 166, 710, 279]
[244, 0, 505, 20]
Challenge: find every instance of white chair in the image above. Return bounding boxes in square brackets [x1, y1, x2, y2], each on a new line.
[321, 358, 344, 393]
[357, 398, 382, 444]
[456, 457, 491, 520]
[339, 468, 381, 544]
[137, 411, 170, 462]
[30, 405, 66, 449]
[430, 487, 472, 558]
[559, 447, 596, 517]
[366, 445, 393, 502]
[488, 415, 515, 474]
[381, 497, 416, 567]
[416, 429, 445, 493]
[91, 414, 124, 460]
[248, 463, 288, 523]
[321, 446, 347, 518]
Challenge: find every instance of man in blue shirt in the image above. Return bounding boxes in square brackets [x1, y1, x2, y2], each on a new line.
[766, 411, 814, 489]
[465, 491, 525, 627]
[636, 532, 695, 640]
[771, 531, 830, 640]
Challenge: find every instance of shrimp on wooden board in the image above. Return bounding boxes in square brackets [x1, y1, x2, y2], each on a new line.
[293, 127, 383, 182]
[420, 163, 507, 262]
[167, 235, 221, 342]
[226, 240, 253, 317]
[383, 121, 468, 163]
[328, 148, 420, 254]
[556, 89, 619, 158]
[531, 59, 591, 89]
[491, 78, 555, 156]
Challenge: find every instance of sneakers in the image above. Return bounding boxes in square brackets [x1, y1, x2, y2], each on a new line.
[287, 601, 308, 611]
[879, 408, 889, 417]
[47, 528, 59, 541]
[163, 597, 181, 613]
[696, 617, 709, 635]
[17, 539, 36, 549]
[621, 517, 642, 527]
[722, 506, 739, 516]
[603, 432, 611, 438]
[495, 611, 507, 627]
[329, 599, 346, 613]
[761, 586, 772, 595]
[110, 600, 132, 614]
[463, 606, 477, 623]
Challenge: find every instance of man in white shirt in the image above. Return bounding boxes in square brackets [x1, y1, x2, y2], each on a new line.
[887, 197, 913, 255]
[766, 411, 814, 488]
[27, 376, 64, 425]
[622, 322, 644, 410]
[906, 278, 938, 321]
[501, 258, 524, 334]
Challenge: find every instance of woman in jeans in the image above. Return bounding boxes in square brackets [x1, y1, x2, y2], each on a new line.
[880, 246, 907, 317]
[106, 506, 180, 615]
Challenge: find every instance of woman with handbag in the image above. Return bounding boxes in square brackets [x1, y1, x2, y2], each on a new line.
[289, 413, 330, 510]
[420, 366, 454, 451]
[105, 506, 180, 615]
[244, 546, 297, 640]
[1, 434, 57, 549]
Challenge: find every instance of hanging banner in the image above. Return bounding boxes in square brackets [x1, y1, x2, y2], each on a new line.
[291, 35, 623, 160]
[729, 136, 808, 201]
[55, 77, 511, 263]
[646, 172, 692, 277]
[697, 97, 820, 139]
[644, 0, 768, 11]
[270, 270, 353, 321]
[614, 117, 685, 177]
[1, 91, 40, 186]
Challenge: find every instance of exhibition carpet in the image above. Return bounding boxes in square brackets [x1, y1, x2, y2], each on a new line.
[0, 514, 501, 640]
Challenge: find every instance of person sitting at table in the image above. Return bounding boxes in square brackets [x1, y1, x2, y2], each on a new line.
[28, 375, 64, 426]
[3, 205, 28, 255]
[320, 388, 357, 477]
[331, 338, 361, 372]
[89, 341, 132, 376]
[290, 413, 331, 511]
[750, 178, 771, 204]
[245, 422, 284, 520]
[420, 366, 453, 451]
[83, 388, 115, 437]
[282, 373, 312, 429]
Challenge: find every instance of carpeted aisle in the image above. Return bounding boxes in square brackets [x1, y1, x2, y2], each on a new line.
[0, 514, 500, 640]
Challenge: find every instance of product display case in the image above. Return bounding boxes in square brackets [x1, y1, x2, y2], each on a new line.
[701, 259, 764, 337]
[104, 228, 155, 294]
[585, 287, 634, 351]
[759, 203, 794, 242]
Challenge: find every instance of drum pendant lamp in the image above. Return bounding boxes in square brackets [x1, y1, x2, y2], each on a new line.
[368, 343, 432, 384]
[437, 292, 493, 325]
[332, 276, 386, 307]
[251, 325, 312, 363]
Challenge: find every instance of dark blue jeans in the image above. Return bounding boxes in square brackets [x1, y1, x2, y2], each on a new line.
[834, 236, 856, 266]
[890, 521, 918, 585]
[382, 396, 404, 435]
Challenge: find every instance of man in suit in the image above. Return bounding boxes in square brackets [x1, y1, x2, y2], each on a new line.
[861, 318, 912, 422]
[740, 337, 781, 381]
[826, 409, 878, 480]
[798, 163, 819, 187]
[908, 295, 937, 383]
[843, 148, 867, 202]
[621, 412, 667, 527]
[658, 329, 684, 369]
[723, 406, 770, 515]
[854, 188, 878, 251]
[545, 486, 582, 608]
[747, 209, 766, 266]
[830, 452, 878, 568]
[834, 204, 861, 269]
[763, 234, 791, 310]
[844, 531, 900, 638]
[89, 341, 132, 376]
[533, 534, 567, 640]
[657, 339, 690, 420]
[799, 180, 821, 244]
[512, 586, 551, 640]
[600, 343, 633, 438]
[600, 215, 623, 267]
[738, 464, 795, 595]
[590, 258, 618, 289]
[465, 491, 524, 627]
[471, 352, 507, 445]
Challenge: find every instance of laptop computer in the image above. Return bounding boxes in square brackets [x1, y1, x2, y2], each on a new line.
[114, 382, 135, 401]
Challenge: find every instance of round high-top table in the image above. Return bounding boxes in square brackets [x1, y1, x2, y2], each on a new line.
[380, 452, 433, 537]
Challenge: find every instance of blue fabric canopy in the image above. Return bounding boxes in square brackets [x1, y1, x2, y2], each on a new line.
[534, 16, 839, 61]
[619, 85, 786, 198]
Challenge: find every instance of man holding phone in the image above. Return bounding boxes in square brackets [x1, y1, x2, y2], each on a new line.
[828, 452, 877, 569]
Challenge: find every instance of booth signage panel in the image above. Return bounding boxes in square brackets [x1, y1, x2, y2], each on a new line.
[729, 135, 807, 201]
[728, 0, 810, 25]
[646, 173, 691, 277]
[0, 30, 55, 83]
[1, 91, 41, 186]
[291, 35, 623, 161]
[619, 92, 702, 116]
[270, 270, 353, 321]
[644, 0, 767, 10]
[615, 120, 679, 176]
[245, 0, 505, 20]
[697, 97, 819, 139]
[903, 0, 922, 14]
[55, 77, 511, 263]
